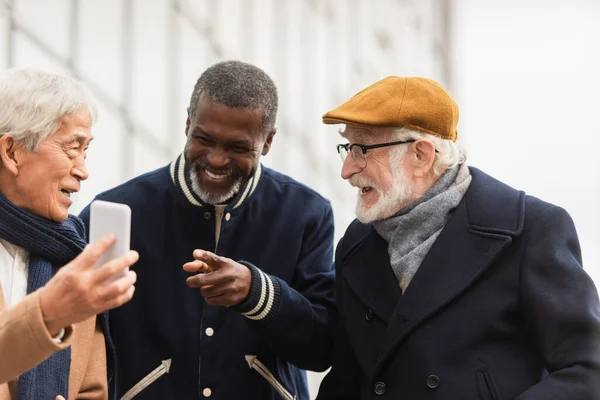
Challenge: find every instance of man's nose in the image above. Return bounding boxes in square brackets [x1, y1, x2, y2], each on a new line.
[341, 155, 363, 180]
[206, 148, 231, 169]
[72, 157, 89, 181]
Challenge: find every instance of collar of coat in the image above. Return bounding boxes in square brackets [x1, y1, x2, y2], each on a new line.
[169, 153, 262, 209]
[343, 166, 525, 257]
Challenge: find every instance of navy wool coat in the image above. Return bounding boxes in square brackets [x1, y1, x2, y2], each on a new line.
[318, 167, 600, 400]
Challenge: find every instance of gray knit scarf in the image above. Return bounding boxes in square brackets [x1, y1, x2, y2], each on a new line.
[372, 163, 471, 293]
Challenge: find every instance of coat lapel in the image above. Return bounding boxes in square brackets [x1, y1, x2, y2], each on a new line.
[372, 167, 525, 377]
[343, 227, 401, 323]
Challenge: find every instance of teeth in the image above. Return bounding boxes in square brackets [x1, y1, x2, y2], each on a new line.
[205, 170, 228, 179]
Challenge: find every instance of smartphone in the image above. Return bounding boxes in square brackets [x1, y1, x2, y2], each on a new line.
[89, 200, 132, 281]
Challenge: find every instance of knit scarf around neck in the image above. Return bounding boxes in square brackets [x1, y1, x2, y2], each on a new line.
[0, 190, 86, 400]
[372, 163, 472, 293]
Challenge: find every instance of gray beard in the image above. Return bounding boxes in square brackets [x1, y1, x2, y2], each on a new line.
[189, 167, 243, 205]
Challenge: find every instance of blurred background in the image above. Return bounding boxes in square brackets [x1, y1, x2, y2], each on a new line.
[1, 0, 598, 397]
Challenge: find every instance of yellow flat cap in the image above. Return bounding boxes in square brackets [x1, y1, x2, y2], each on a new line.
[323, 76, 459, 142]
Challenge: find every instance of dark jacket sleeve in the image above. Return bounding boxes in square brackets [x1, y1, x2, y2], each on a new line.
[230, 201, 336, 372]
[316, 239, 362, 399]
[517, 203, 600, 399]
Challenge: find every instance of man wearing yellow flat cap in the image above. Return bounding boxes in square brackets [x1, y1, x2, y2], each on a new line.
[317, 76, 600, 399]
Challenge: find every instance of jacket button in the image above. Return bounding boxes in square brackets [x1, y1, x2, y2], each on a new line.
[373, 381, 386, 395]
[203, 212, 211, 220]
[426, 374, 440, 389]
[365, 309, 373, 322]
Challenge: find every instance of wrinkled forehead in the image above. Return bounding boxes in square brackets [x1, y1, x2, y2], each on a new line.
[341, 125, 388, 143]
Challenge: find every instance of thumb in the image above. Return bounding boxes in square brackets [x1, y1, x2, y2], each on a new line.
[56, 396, 66, 400]
[73, 234, 116, 270]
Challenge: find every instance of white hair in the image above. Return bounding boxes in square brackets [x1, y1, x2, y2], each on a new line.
[386, 127, 467, 177]
[0, 68, 97, 151]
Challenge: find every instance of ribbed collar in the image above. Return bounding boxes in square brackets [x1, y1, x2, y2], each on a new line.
[169, 153, 262, 209]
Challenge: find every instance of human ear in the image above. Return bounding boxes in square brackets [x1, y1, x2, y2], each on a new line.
[412, 139, 436, 178]
[185, 116, 191, 137]
[261, 128, 277, 156]
[0, 135, 22, 176]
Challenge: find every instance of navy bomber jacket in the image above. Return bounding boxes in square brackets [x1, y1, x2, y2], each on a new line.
[80, 154, 335, 399]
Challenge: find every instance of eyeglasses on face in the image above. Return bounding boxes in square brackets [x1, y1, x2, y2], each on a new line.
[336, 140, 417, 169]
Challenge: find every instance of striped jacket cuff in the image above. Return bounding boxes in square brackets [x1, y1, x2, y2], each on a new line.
[230, 261, 281, 323]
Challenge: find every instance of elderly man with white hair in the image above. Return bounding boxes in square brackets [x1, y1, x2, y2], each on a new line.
[0, 68, 139, 400]
[317, 77, 600, 399]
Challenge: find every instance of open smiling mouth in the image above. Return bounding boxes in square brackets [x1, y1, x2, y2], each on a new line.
[204, 170, 232, 181]
[361, 187, 373, 194]
[61, 189, 75, 198]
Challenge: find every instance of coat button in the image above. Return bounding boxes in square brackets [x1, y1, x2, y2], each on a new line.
[426, 374, 440, 389]
[203, 212, 211, 219]
[374, 381, 386, 395]
[365, 309, 373, 322]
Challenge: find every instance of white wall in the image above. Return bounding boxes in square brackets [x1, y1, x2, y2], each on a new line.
[452, 0, 600, 286]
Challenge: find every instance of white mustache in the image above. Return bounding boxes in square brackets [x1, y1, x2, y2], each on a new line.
[349, 175, 376, 189]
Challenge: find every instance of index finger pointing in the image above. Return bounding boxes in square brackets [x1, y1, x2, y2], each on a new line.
[193, 250, 223, 269]
[183, 260, 211, 274]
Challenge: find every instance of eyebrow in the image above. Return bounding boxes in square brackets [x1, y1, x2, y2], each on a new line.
[192, 127, 254, 147]
[67, 133, 94, 144]
[338, 126, 368, 143]
[192, 126, 208, 136]
[341, 131, 369, 143]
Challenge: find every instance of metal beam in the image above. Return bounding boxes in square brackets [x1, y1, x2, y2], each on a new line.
[175, 0, 223, 58]
[67, 0, 79, 71]
[440, 0, 454, 92]
[121, 0, 134, 179]
[9, 15, 171, 159]
[168, 0, 182, 156]
[5, 0, 15, 68]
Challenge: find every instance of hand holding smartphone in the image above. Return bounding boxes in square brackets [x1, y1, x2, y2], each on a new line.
[89, 200, 132, 281]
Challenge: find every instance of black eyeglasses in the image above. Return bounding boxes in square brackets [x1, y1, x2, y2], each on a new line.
[336, 140, 417, 169]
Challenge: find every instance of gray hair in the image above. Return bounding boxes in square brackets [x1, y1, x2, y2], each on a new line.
[0, 68, 97, 151]
[187, 60, 278, 136]
[387, 127, 467, 176]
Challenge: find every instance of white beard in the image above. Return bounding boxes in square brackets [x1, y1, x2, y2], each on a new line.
[189, 167, 243, 205]
[352, 148, 415, 223]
